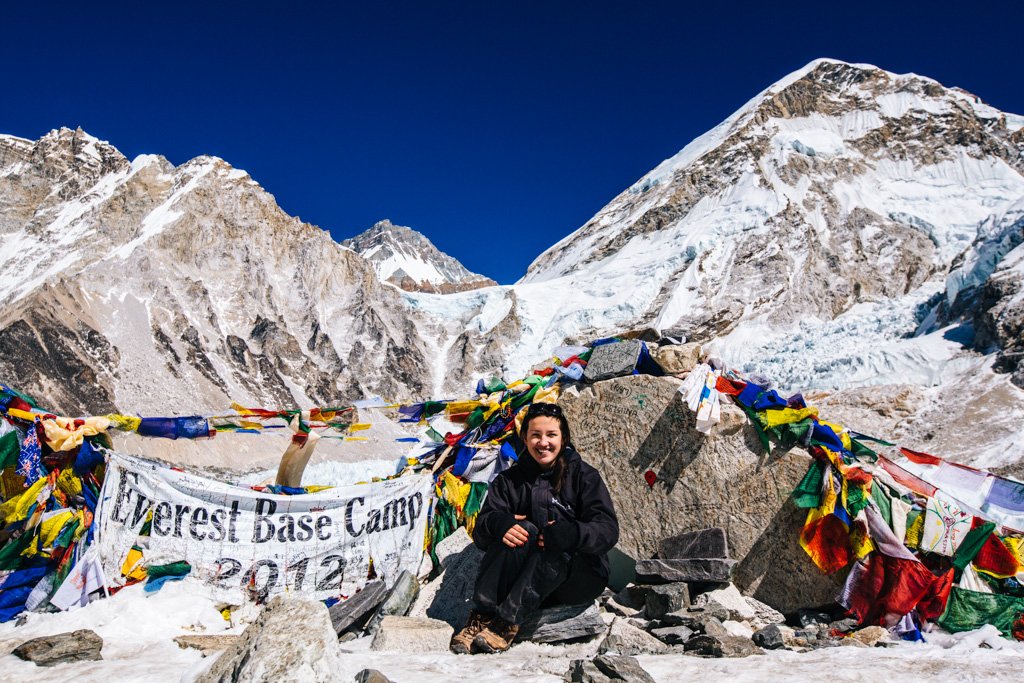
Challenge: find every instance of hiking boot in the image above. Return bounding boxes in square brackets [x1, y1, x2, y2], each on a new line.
[450, 610, 492, 654]
[472, 617, 520, 653]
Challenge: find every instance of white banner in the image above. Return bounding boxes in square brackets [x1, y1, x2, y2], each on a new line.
[96, 452, 431, 603]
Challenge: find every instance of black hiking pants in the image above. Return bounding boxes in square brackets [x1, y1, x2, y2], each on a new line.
[472, 521, 607, 625]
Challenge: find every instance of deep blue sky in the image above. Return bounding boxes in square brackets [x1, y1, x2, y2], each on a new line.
[4, 2, 1022, 284]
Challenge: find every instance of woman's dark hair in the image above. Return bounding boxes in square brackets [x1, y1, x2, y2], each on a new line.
[519, 402, 571, 493]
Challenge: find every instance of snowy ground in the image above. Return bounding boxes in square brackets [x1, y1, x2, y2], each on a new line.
[2, 577, 1022, 683]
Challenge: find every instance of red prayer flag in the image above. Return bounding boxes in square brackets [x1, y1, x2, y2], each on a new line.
[900, 447, 943, 466]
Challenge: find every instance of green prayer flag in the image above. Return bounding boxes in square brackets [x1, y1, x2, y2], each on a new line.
[939, 587, 1024, 639]
[0, 431, 20, 470]
[870, 481, 893, 528]
[793, 461, 825, 509]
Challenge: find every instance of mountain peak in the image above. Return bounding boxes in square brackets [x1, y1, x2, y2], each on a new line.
[343, 220, 496, 293]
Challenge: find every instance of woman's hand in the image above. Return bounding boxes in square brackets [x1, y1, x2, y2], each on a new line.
[502, 515, 530, 547]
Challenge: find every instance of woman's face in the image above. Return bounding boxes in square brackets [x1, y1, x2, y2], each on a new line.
[525, 415, 563, 470]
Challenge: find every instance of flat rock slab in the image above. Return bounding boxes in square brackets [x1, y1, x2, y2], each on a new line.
[635, 558, 736, 584]
[329, 580, 388, 635]
[658, 527, 729, 560]
[370, 615, 453, 652]
[12, 629, 103, 666]
[518, 602, 605, 644]
[567, 654, 656, 683]
[583, 341, 643, 382]
[684, 634, 763, 658]
[174, 634, 241, 656]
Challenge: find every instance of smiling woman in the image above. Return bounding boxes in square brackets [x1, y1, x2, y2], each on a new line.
[449, 402, 620, 654]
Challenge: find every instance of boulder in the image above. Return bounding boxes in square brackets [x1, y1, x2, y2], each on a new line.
[408, 531, 482, 629]
[196, 594, 343, 683]
[691, 584, 755, 621]
[367, 570, 420, 633]
[658, 527, 728, 559]
[650, 625, 694, 645]
[370, 616, 453, 653]
[328, 580, 388, 635]
[566, 655, 656, 683]
[643, 583, 689, 620]
[744, 595, 785, 629]
[518, 602, 606, 644]
[752, 624, 786, 650]
[12, 629, 103, 666]
[355, 670, 393, 683]
[583, 341, 645, 382]
[651, 343, 702, 375]
[848, 625, 889, 647]
[635, 558, 735, 584]
[722, 620, 755, 638]
[599, 617, 669, 655]
[684, 634, 763, 658]
[559, 375, 843, 612]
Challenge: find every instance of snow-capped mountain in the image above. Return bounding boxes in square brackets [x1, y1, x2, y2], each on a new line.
[0, 128, 433, 415]
[342, 220, 496, 294]
[412, 58, 1024, 393]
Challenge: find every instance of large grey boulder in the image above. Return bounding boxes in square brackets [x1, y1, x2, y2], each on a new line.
[12, 629, 103, 666]
[197, 594, 343, 683]
[559, 375, 843, 611]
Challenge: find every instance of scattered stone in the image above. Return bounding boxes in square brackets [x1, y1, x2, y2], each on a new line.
[702, 618, 729, 638]
[367, 570, 420, 633]
[174, 635, 241, 656]
[603, 596, 640, 618]
[828, 618, 859, 634]
[566, 655, 657, 683]
[643, 583, 689, 620]
[329, 580, 388, 635]
[599, 617, 669, 655]
[743, 595, 785, 628]
[635, 558, 736, 584]
[657, 605, 729, 632]
[355, 669, 394, 683]
[650, 343, 702, 376]
[197, 594, 343, 683]
[722, 620, 755, 638]
[370, 616, 453, 653]
[691, 584, 755, 621]
[612, 584, 647, 610]
[684, 633, 763, 658]
[408, 537, 483, 629]
[849, 625, 889, 647]
[650, 625, 694, 645]
[12, 630, 103, 666]
[519, 603, 606, 644]
[794, 609, 832, 628]
[752, 624, 785, 650]
[658, 527, 728, 560]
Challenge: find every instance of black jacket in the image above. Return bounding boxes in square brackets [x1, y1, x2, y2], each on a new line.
[472, 445, 619, 579]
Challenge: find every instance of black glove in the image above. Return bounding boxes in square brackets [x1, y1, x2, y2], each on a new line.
[543, 519, 581, 553]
